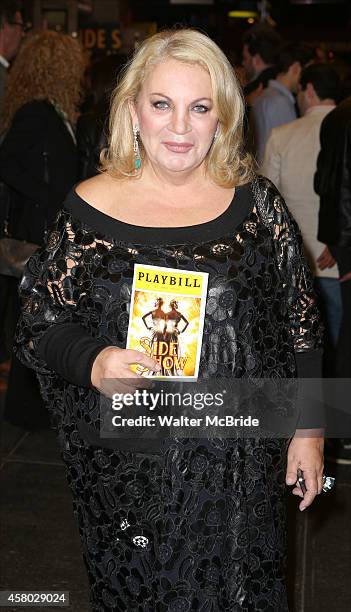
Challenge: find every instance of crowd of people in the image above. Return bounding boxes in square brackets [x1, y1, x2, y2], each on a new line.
[241, 23, 351, 463]
[0, 0, 350, 609]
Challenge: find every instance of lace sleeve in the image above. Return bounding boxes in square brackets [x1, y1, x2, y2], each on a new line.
[14, 209, 109, 380]
[253, 175, 323, 353]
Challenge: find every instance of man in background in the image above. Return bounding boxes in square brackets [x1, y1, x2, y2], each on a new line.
[315, 90, 351, 464]
[315, 96, 351, 379]
[242, 23, 282, 104]
[262, 64, 341, 372]
[252, 42, 314, 164]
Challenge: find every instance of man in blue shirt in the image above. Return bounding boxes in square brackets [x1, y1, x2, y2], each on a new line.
[242, 24, 281, 101]
[252, 43, 314, 164]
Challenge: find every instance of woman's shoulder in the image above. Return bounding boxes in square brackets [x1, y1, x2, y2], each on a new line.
[74, 173, 122, 215]
[53, 174, 120, 242]
[9, 101, 62, 135]
[253, 174, 285, 209]
[14, 99, 53, 119]
[253, 174, 300, 235]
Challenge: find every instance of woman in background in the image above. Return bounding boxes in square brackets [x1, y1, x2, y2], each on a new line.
[0, 30, 85, 429]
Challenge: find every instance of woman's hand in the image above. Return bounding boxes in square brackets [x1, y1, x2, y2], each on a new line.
[286, 433, 324, 511]
[91, 346, 161, 395]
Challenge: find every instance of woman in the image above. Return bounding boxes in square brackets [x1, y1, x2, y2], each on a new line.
[14, 29, 324, 610]
[163, 300, 189, 376]
[142, 297, 167, 374]
[0, 30, 85, 244]
[0, 30, 85, 429]
[142, 297, 167, 337]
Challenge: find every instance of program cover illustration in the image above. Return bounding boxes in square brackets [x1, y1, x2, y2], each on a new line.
[126, 264, 209, 379]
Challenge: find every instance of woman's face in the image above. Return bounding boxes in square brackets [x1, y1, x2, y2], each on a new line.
[130, 58, 218, 175]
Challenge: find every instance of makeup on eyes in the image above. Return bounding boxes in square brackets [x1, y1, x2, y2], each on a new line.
[150, 93, 212, 111]
[152, 100, 210, 113]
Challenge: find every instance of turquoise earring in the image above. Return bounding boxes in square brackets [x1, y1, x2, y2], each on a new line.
[133, 125, 141, 170]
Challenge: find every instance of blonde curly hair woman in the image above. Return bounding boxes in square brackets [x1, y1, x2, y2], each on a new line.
[0, 30, 85, 431]
[1, 29, 84, 132]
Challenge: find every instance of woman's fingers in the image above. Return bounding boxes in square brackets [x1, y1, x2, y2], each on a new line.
[100, 371, 155, 398]
[288, 469, 323, 510]
[286, 435, 324, 510]
[100, 378, 139, 398]
[286, 467, 298, 486]
[299, 469, 319, 511]
[91, 346, 161, 392]
[123, 348, 161, 372]
[286, 465, 323, 510]
[101, 362, 157, 393]
[291, 486, 304, 498]
[103, 348, 161, 377]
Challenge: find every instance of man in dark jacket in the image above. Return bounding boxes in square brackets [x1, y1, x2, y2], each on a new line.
[314, 98, 351, 463]
[315, 98, 351, 375]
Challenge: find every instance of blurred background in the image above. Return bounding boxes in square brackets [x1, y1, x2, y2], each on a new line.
[20, 0, 351, 65]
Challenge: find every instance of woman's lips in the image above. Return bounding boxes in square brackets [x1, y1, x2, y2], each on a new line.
[163, 142, 194, 153]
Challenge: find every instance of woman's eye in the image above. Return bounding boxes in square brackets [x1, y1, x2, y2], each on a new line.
[193, 105, 209, 113]
[153, 101, 169, 110]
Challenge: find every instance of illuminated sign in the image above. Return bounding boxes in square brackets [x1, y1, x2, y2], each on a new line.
[79, 25, 122, 50]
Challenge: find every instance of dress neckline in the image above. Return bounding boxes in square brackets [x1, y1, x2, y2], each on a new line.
[63, 181, 254, 245]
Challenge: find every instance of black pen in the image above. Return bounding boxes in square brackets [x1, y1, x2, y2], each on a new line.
[297, 468, 307, 495]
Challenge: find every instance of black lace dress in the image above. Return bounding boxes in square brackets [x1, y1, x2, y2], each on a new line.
[14, 176, 322, 611]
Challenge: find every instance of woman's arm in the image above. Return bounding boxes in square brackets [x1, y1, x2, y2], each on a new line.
[14, 209, 159, 390]
[254, 175, 323, 369]
[14, 208, 109, 386]
[255, 176, 324, 510]
[142, 311, 153, 330]
[179, 314, 189, 333]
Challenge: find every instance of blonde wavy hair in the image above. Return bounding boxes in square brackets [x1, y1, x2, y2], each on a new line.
[101, 28, 254, 187]
[1, 30, 85, 132]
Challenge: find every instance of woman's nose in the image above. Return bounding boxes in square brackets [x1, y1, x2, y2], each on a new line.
[169, 109, 191, 134]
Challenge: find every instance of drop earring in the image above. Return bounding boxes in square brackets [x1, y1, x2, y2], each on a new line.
[133, 125, 141, 170]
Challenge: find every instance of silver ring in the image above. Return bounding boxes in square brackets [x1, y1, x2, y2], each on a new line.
[322, 475, 335, 493]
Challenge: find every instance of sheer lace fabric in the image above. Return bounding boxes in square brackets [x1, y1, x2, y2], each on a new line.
[14, 176, 322, 611]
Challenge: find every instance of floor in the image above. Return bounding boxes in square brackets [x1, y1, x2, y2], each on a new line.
[1, 393, 350, 612]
